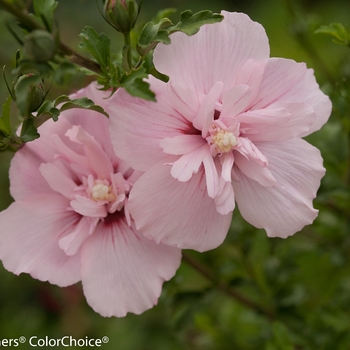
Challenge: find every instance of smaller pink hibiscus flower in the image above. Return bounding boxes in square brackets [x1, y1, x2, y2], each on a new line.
[0, 83, 181, 317]
[108, 11, 332, 252]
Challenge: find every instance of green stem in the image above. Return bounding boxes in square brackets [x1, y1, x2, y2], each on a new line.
[182, 252, 276, 321]
[0, 0, 101, 74]
[123, 32, 133, 72]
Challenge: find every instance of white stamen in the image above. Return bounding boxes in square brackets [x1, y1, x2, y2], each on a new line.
[211, 127, 237, 153]
[90, 181, 116, 202]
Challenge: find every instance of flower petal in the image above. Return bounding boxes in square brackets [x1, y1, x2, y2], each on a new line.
[128, 163, 232, 252]
[81, 219, 181, 317]
[252, 58, 331, 135]
[0, 194, 81, 286]
[193, 81, 223, 136]
[39, 162, 77, 199]
[160, 134, 205, 155]
[170, 144, 208, 182]
[154, 11, 269, 94]
[66, 125, 113, 180]
[109, 76, 190, 171]
[70, 195, 108, 218]
[232, 139, 324, 238]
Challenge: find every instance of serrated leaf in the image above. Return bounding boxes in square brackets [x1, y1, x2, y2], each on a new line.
[0, 96, 12, 136]
[59, 97, 109, 117]
[33, 0, 58, 32]
[21, 118, 40, 142]
[315, 23, 350, 46]
[79, 27, 111, 69]
[169, 10, 223, 36]
[120, 68, 156, 101]
[53, 62, 77, 85]
[137, 18, 173, 56]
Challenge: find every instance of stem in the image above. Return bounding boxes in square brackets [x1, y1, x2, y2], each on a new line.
[123, 32, 132, 72]
[0, 0, 101, 74]
[182, 252, 276, 321]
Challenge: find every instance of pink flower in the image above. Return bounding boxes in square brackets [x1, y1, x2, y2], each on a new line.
[0, 83, 181, 317]
[108, 11, 332, 252]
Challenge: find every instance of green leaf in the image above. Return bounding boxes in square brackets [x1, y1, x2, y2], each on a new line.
[137, 10, 223, 56]
[0, 96, 12, 136]
[79, 27, 111, 69]
[52, 62, 77, 85]
[59, 97, 109, 117]
[169, 10, 223, 36]
[33, 0, 58, 32]
[137, 18, 173, 56]
[315, 23, 350, 46]
[20, 118, 40, 142]
[34, 94, 109, 128]
[120, 68, 156, 101]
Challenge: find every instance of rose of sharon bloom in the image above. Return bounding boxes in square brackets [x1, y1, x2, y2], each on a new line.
[108, 11, 332, 252]
[0, 83, 181, 317]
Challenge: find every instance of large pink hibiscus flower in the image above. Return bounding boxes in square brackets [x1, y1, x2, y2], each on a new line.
[0, 83, 181, 317]
[108, 11, 332, 252]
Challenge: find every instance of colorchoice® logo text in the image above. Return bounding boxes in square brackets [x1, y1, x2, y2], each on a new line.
[0, 336, 109, 347]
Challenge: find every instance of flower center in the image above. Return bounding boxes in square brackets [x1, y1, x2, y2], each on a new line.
[211, 127, 237, 153]
[90, 180, 116, 202]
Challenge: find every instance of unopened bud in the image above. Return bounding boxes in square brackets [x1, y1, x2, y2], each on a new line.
[24, 30, 57, 62]
[14, 74, 46, 113]
[103, 0, 139, 33]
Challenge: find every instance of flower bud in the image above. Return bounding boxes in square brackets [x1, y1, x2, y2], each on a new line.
[23, 30, 57, 62]
[14, 74, 46, 114]
[103, 0, 139, 33]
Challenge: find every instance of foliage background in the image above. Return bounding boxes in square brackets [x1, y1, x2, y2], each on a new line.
[1, 0, 350, 349]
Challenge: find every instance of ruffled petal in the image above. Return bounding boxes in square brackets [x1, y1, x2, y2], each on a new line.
[39, 162, 77, 199]
[170, 144, 208, 182]
[109, 76, 191, 171]
[232, 139, 324, 238]
[128, 163, 232, 252]
[0, 194, 81, 286]
[193, 81, 223, 137]
[252, 58, 331, 135]
[234, 151, 278, 187]
[154, 11, 269, 94]
[215, 180, 235, 215]
[66, 126, 113, 180]
[81, 219, 181, 317]
[70, 195, 108, 218]
[160, 134, 205, 155]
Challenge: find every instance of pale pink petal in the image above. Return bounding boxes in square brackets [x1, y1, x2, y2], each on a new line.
[109, 76, 190, 171]
[232, 139, 324, 238]
[193, 81, 223, 136]
[202, 154, 220, 198]
[252, 58, 331, 134]
[70, 195, 108, 218]
[59, 217, 97, 256]
[221, 153, 235, 182]
[66, 126, 113, 180]
[221, 84, 251, 118]
[170, 144, 208, 182]
[0, 194, 81, 286]
[234, 151, 278, 187]
[160, 134, 205, 155]
[154, 11, 269, 94]
[8, 117, 72, 199]
[215, 180, 235, 215]
[241, 102, 316, 142]
[167, 83, 200, 122]
[128, 163, 232, 251]
[81, 219, 181, 317]
[39, 162, 77, 199]
[234, 59, 266, 103]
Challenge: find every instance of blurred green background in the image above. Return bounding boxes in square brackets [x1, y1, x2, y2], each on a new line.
[1, 0, 350, 349]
